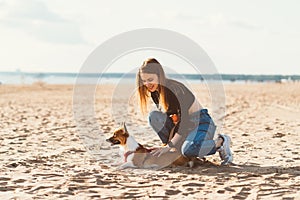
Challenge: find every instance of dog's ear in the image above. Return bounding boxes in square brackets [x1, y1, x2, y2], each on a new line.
[123, 122, 128, 133]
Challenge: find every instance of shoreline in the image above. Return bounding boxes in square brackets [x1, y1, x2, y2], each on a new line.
[1, 71, 300, 85]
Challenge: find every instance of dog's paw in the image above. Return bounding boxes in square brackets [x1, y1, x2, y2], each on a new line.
[116, 165, 125, 170]
[111, 162, 123, 167]
[117, 162, 136, 170]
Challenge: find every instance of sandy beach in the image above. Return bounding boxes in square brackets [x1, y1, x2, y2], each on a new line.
[0, 82, 299, 200]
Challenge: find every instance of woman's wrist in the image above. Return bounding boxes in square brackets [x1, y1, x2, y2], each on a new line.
[167, 141, 175, 148]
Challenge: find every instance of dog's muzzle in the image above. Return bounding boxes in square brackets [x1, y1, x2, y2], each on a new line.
[106, 138, 121, 145]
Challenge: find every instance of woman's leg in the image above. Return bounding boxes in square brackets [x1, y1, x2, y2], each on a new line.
[149, 111, 174, 144]
[181, 109, 233, 165]
[181, 109, 217, 158]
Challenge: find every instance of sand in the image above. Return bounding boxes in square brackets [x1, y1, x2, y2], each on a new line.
[0, 82, 299, 199]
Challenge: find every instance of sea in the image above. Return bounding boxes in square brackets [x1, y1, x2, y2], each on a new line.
[0, 71, 298, 85]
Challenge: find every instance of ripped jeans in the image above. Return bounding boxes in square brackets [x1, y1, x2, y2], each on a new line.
[149, 109, 217, 158]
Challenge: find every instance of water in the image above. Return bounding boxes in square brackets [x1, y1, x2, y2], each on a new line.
[0, 71, 298, 85]
[0, 72, 124, 85]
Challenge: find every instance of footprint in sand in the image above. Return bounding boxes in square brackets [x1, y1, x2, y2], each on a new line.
[165, 189, 182, 195]
[273, 132, 285, 138]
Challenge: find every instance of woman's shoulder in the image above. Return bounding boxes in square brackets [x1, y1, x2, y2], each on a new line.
[166, 78, 185, 87]
[165, 78, 191, 93]
[165, 78, 195, 105]
[166, 79, 187, 89]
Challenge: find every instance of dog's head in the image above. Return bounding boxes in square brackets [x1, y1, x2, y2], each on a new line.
[106, 123, 129, 146]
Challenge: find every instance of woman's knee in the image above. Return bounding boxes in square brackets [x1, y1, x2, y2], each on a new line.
[148, 111, 166, 125]
[149, 110, 161, 120]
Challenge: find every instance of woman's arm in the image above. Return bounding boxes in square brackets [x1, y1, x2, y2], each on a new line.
[167, 132, 182, 148]
[151, 80, 197, 157]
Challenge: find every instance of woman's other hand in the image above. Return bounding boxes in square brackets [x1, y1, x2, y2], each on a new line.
[150, 146, 172, 157]
[169, 114, 179, 124]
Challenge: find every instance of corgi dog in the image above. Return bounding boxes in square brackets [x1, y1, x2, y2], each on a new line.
[106, 123, 194, 169]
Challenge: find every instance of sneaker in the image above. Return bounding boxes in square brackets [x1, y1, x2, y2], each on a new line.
[217, 134, 233, 165]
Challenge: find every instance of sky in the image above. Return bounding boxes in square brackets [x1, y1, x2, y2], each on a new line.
[0, 0, 299, 75]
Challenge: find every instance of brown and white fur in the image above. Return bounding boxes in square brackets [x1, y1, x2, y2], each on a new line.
[106, 123, 194, 169]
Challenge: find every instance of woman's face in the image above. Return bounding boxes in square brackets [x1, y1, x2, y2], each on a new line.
[140, 73, 159, 92]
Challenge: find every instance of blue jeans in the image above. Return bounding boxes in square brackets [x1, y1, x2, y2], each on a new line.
[149, 109, 217, 158]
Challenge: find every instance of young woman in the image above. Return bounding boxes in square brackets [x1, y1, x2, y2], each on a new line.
[136, 58, 233, 165]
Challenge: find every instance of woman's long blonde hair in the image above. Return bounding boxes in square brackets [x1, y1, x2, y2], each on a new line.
[136, 58, 168, 115]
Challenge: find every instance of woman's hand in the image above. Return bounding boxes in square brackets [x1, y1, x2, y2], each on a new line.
[150, 146, 172, 157]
